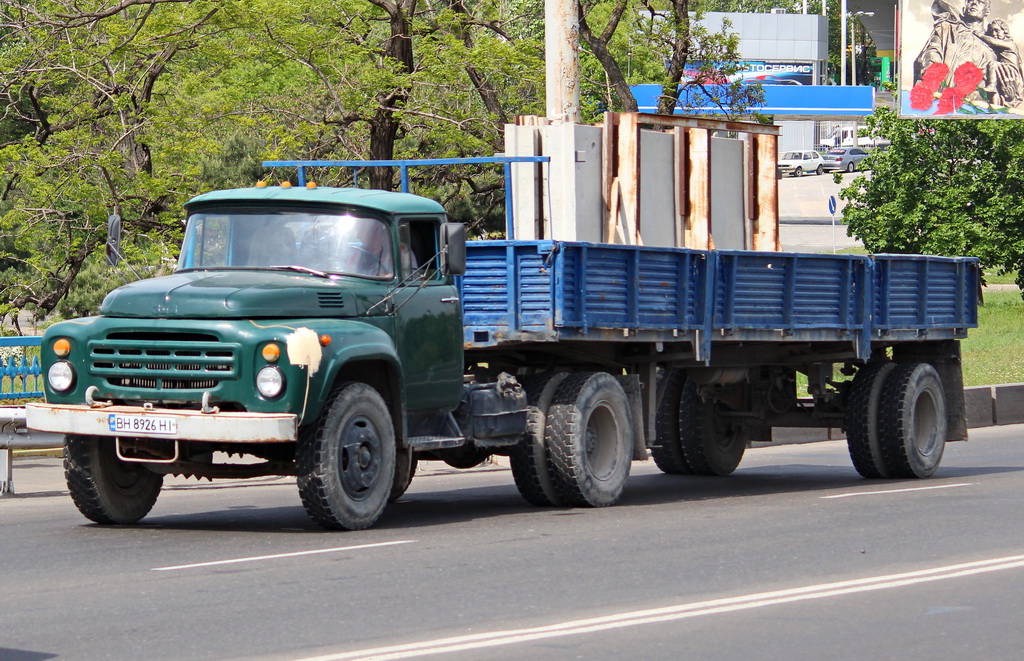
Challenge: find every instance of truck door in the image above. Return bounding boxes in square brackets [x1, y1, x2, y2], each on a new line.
[393, 216, 464, 412]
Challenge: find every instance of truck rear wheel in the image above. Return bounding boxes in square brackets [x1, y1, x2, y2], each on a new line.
[879, 363, 947, 478]
[297, 382, 396, 530]
[651, 369, 692, 474]
[846, 361, 896, 478]
[679, 381, 746, 476]
[545, 372, 632, 507]
[64, 434, 163, 525]
[509, 372, 568, 506]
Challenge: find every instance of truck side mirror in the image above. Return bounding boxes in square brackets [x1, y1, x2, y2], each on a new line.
[441, 223, 466, 276]
[106, 214, 122, 267]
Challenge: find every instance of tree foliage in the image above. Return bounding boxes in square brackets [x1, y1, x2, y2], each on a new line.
[1, 0, 759, 327]
[840, 107, 1024, 289]
[577, 0, 764, 119]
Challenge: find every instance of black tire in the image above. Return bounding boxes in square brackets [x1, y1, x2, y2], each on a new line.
[297, 382, 396, 530]
[846, 161, 856, 173]
[793, 166, 803, 177]
[64, 435, 163, 525]
[879, 363, 947, 478]
[389, 448, 417, 502]
[845, 361, 897, 478]
[545, 372, 632, 507]
[815, 164, 824, 175]
[679, 381, 746, 476]
[651, 369, 692, 474]
[509, 373, 568, 506]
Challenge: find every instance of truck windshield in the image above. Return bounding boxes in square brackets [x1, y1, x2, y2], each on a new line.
[177, 209, 394, 279]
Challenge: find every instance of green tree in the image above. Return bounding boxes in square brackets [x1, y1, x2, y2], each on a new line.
[577, 0, 763, 118]
[839, 107, 1024, 289]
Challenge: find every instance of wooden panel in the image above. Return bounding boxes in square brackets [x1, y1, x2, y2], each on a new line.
[685, 128, 712, 250]
[753, 133, 780, 251]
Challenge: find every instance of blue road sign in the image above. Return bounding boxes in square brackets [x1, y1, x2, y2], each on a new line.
[828, 195, 837, 215]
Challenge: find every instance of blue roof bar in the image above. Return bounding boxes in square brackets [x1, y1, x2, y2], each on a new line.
[263, 157, 550, 239]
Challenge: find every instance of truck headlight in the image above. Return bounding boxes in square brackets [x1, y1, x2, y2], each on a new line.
[256, 366, 284, 398]
[48, 361, 75, 392]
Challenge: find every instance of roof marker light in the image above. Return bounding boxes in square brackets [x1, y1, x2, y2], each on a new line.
[255, 180, 268, 188]
[281, 181, 292, 188]
[306, 181, 317, 189]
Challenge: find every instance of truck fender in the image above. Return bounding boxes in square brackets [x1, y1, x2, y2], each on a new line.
[293, 322, 404, 427]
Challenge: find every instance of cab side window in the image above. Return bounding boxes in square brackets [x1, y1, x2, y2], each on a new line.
[399, 218, 441, 280]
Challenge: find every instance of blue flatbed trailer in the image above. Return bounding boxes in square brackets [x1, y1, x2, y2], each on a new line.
[459, 240, 977, 357]
[456, 240, 978, 487]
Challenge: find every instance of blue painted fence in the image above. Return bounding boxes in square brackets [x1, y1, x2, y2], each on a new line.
[0, 336, 43, 400]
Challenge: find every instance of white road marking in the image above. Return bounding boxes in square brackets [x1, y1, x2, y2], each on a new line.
[295, 553, 1024, 661]
[151, 540, 415, 571]
[820, 482, 975, 499]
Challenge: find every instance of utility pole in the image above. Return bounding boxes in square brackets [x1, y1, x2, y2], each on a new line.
[545, 0, 580, 122]
[840, 0, 848, 85]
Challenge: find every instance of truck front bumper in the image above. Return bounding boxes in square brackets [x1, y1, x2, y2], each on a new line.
[25, 403, 298, 443]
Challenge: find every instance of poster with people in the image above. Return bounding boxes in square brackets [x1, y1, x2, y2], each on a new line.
[901, 0, 1024, 117]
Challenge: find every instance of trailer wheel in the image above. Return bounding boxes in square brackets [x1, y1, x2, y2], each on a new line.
[389, 448, 417, 502]
[64, 434, 163, 525]
[509, 372, 568, 506]
[879, 363, 947, 478]
[846, 361, 897, 478]
[545, 373, 632, 507]
[651, 369, 692, 474]
[679, 381, 746, 476]
[297, 382, 395, 530]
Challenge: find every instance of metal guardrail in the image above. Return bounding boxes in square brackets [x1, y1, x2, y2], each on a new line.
[1, 335, 43, 400]
[1, 336, 58, 494]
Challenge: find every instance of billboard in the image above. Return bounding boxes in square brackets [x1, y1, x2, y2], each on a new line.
[900, 0, 1024, 118]
[682, 62, 816, 86]
[734, 62, 815, 86]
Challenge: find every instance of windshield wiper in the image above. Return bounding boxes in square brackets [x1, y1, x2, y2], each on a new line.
[267, 265, 336, 279]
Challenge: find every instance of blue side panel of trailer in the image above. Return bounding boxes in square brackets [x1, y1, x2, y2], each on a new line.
[872, 254, 979, 334]
[458, 240, 979, 361]
[460, 241, 712, 354]
[712, 251, 873, 358]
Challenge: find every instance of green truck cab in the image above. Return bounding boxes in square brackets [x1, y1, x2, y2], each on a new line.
[26, 184, 526, 530]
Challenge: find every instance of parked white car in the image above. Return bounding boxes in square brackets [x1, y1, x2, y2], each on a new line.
[778, 150, 824, 177]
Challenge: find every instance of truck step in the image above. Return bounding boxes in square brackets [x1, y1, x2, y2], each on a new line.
[407, 435, 465, 450]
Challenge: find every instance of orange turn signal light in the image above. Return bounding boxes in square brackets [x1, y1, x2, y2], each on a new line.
[53, 338, 71, 357]
[319, 335, 331, 347]
[262, 343, 281, 362]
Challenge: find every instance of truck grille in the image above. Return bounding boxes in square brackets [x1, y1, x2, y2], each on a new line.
[90, 331, 238, 391]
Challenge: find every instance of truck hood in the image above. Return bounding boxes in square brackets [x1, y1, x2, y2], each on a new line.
[100, 270, 366, 319]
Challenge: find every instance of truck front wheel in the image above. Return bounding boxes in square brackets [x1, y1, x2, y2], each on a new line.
[297, 382, 396, 530]
[879, 363, 947, 478]
[64, 435, 163, 525]
[545, 372, 632, 507]
[679, 381, 746, 476]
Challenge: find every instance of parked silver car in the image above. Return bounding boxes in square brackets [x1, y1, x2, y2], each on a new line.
[822, 147, 870, 172]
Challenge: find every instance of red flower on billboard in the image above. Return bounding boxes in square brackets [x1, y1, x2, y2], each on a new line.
[909, 61, 1004, 115]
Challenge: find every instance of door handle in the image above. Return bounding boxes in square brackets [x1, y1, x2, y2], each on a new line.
[440, 297, 460, 303]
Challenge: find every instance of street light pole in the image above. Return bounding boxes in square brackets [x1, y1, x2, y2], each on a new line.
[840, 0, 848, 85]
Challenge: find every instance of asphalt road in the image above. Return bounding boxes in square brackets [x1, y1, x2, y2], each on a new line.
[3, 425, 1023, 661]
[779, 170, 864, 253]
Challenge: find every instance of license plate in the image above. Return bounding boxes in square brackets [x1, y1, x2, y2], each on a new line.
[108, 413, 178, 436]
